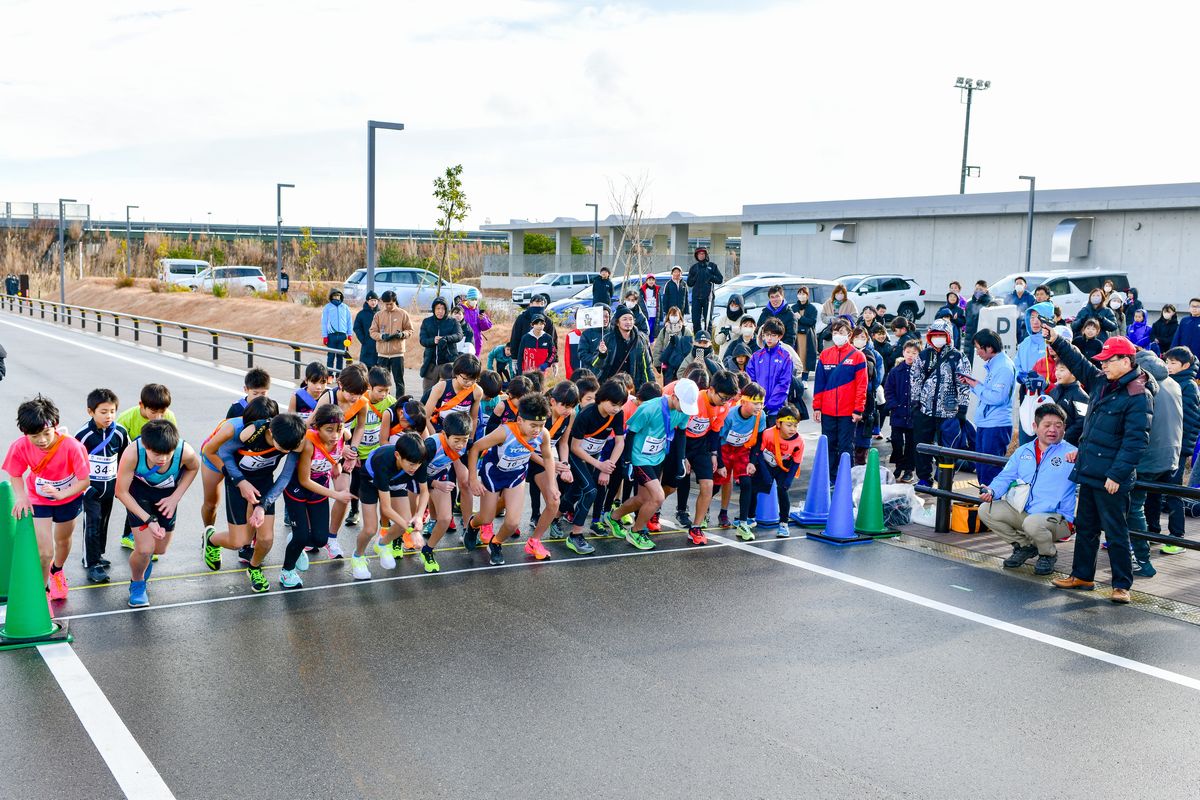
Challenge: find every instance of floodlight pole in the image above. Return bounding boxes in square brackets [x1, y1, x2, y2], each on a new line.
[58, 198, 76, 304]
[366, 120, 405, 296]
[955, 77, 991, 194]
[1019, 176, 1036, 273]
[585, 203, 599, 274]
[125, 205, 139, 276]
[276, 183, 295, 287]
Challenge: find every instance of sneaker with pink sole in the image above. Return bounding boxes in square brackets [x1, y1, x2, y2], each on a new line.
[480, 522, 495, 545]
[524, 536, 551, 561]
[47, 570, 69, 601]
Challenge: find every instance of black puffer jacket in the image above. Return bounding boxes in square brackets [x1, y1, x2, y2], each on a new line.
[964, 291, 993, 346]
[662, 278, 689, 316]
[1071, 304, 1118, 341]
[418, 299, 464, 378]
[1051, 336, 1151, 491]
[1171, 360, 1200, 456]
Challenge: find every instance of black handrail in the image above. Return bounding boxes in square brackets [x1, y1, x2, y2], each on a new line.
[915, 443, 1200, 551]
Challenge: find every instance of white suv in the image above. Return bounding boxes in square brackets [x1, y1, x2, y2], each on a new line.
[988, 270, 1130, 320]
[836, 274, 927, 320]
[511, 272, 599, 307]
[341, 267, 473, 308]
[189, 266, 268, 294]
[158, 258, 211, 286]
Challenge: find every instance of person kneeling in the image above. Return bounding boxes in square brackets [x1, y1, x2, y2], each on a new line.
[977, 403, 1077, 577]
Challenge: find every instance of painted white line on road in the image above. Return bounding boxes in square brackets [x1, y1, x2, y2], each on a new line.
[37, 644, 176, 799]
[0, 315, 249, 395]
[709, 533, 1200, 693]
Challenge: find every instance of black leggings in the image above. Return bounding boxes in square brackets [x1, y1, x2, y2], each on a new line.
[737, 475, 755, 521]
[283, 496, 331, 570]
[566, 454, 599, 527]
[752, 464, 794, 519]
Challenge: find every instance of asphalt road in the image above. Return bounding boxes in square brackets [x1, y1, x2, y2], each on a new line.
[2, 311, 1200, 800]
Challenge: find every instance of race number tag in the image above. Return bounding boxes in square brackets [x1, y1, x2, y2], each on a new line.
[642, 436, 666, 456]
[90, 453, 118, 481]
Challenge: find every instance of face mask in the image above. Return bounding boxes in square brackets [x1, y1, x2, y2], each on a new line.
[331, 298, 342, 306]
[741, 327, 756, 338]
[1091, 295, 1101, 305]
[930, 335, 948, 348]
[974, 290, 984, 299]
[834, 294, 845, 302]
[852, 338, 867, 350]
[1109, 299, 1122, 309]
[668, 317, 681, 325]
[1164, 312, 1175, 319]
[798, 295, 808, 303]
[730, 305, 741, 314]
[832, 333, 849, 347]
[1015, 284, 1025, 293]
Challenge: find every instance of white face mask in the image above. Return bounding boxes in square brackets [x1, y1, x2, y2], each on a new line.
[832, 333, 849, 347]
[1091, 295, 1102, 305]
[668, 317, 681, 325]
[930, 335, 948, 348]
[852, 338, 867, 350]
[1109, 299, 1123, 309]
[741, 326, 756, 338]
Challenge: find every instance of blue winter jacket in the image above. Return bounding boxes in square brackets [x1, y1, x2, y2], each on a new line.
[883, 361, 914, 428]
[321, 302, 352, 338]
[746, 344, 793, 414]
[1172, 315, 1200, 355]
[1014, 301, 1055, 386]
[987, 439, 1079, 522]
[971, 351, 1016, 428]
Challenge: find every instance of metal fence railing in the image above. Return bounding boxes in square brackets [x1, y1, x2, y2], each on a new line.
[914, 443, 1200, 551]
[0, 293, 347, 381]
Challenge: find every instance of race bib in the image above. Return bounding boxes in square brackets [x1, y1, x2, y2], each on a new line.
[34, 474, 74, 498]
[90, 453, 118, 481]
[763, 450, 778, 468]
[685, 416, 711, 436]
[361, 427, 381, 447]
[642, 436, 666, 457]
[238, 453, 278, 472]
[497, 452, 529, 472]
[725, 429, 750, 447]
[581, 436, 606, 455]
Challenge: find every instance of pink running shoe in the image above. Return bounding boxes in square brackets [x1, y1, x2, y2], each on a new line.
[47, 570, 69, 601]
[524, 537, 551, 560]
[480, 523, 495, 544]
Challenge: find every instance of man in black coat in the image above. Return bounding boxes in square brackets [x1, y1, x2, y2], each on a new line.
[508, 294, 558, 371]
[662, 266, 689, 317]
[686, 248, 723, 336]
[419, 297, 464, 392]
[963, 280, 993, 363]
[1045, 329, 1151, 604]
[592, 306, 653, 389]
[591, 267, 614, 308]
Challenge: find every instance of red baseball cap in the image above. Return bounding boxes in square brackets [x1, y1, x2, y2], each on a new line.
[1096, 335, 1137, 360]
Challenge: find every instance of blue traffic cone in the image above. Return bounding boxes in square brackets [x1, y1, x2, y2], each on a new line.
[790, 435, 831, 527]
[755, 480, 780, 527]
[806, 453, 873, 546]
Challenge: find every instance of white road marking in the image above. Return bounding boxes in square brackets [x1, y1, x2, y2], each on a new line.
[950, 584, 973, 592]
[709, 533, 1200, 693]
[37, 644, 176, 799]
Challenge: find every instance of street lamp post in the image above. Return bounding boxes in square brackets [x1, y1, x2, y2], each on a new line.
[276, 183, 295, 288]
[125, 204, 139, 276]
[366, 120, 405, 297]
[585, 202, 599, 274]
[1019, 176, 1036, 273]
[954, 77, 991, 194]
[58, 198, 76, 304]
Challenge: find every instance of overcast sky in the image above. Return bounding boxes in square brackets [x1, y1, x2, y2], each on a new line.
[3, 0, 1196, 230]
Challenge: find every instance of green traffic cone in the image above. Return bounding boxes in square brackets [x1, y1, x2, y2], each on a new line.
[0, 481, 14, 603]
[854, 448, 900, 539]
[0, 510, 71, 650]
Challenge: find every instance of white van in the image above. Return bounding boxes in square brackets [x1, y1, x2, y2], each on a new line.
[988, 269, 1130, 320]
[158, 259, 211, 286]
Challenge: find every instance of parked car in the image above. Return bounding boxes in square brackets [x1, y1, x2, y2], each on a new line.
[835, 274, 927, 320]
[188, 266, 267, 294]
[158, 258, 211, 286]
[341, 268, 473, 308]
[544, 271, 673, 323]
[511, 272, 599, 307]
[987, 269, 1130, 320]
[724, 272, 790, 287]
[710, 277, 838, 334]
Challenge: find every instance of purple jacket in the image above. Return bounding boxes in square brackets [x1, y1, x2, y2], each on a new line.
[746, 344, 793, 413]
[461, 305, 493, 356]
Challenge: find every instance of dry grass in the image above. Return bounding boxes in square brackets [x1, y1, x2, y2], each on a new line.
[113, 274, 135, 289]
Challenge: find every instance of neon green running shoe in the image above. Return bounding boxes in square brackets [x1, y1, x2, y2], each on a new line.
[627, 529, 655, 551]
[120, 534, 135, 551]
[203, 528, 221, 571]
[600, 511, 629, 541]
[735, 520, 756, 541]
[246, 564, 269, 593]
[420, 547, 440, 573]
[1160, 544, 1185, 555]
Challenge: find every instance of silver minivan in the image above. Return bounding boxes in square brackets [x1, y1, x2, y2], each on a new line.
[511, 272, 599, 307]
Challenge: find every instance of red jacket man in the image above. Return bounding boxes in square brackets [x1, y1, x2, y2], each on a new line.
[812, 319, 866, 476]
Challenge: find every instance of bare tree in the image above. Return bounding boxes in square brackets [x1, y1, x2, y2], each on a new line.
[606, 174, 655, 296]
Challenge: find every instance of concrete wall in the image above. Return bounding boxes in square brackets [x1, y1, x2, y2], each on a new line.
[740, 209, 1200, 305]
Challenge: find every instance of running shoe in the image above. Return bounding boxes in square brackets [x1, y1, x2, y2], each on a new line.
[247, 565, 270, 593]
[392, 537, 405, 558]
[548, 517, 567, 540]
[296, 550, 310, 572]
[422, 518, 436, 538]
[565, 533, 594, 555]
[346, 507, 361, 526]
[448, 518, 458, 533]
[80, 556, 113, 568]
[120, 534, 135, 550]
[590, 520, 608, 537]
[86, 565, 110, 584]
[350, 555, 371, 580]
[128, 580, 149, 608]
[480, 522, 495, 545]
[47, 570, 69, 600]
[420, 547, 440, 573]
[677, 510, 694, 530]
[463, 519, 480, 551]
[600, 511, 629, 540]
[401, 528, 415, 551]
[734, 519, 756, 541]
[718, 509, 732, 529]
[488, 541, 505, 566]
[776, 523, 791, 539]
[524, 537, 551, 560]
[375, 539, 397, 570]
[279, 569, 302, 589]
[687, 526, 708, 546]
[325, 539, 345, 559]
[647, 512, 661, 533]
[203, 528, 221, 571]
[627, 529, 655, 551]
[1160, 543, 1186, 555]
[237, 544, 254, 566]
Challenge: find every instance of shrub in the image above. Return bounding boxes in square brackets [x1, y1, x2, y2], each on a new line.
[113, 274, 135, 289]
[252, 289, 287, 302]
[211, 282, 229, 299]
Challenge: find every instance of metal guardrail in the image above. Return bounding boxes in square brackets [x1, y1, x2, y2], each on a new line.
[0, 293, 349, 381]
[914, 443, 1200, 550]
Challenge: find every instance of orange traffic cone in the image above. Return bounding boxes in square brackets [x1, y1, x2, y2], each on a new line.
[0, 511, 72, 650]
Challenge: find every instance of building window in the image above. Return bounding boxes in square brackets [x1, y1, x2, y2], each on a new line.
[754, 222, 819, 236]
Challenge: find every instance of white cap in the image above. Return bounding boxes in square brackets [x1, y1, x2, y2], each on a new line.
[674, 378, 700, 416]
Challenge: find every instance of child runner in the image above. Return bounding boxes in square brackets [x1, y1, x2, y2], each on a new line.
[714, 382, 766, 540]
[75, 388, 130, 584]
[278, 404, 353, 589]
[204, 399, 307, 592]
[116, 383, 176, 550]
[287, 361, 330, 422]
[563, 378, 627, 555]
[594, 372, 638, 532]
[350, 432, 429, 580]
[525, 380, 578, 559]
[319, 363, 370, 551]
[602, 379, 699, 549]
[3, 395, 90, 599]
[752, 404, 805, 539]
[465, 393, 555, 566]
[226, 367, 272, 419]
[416, 411, 471, 572]
[114, 419, 200, 607]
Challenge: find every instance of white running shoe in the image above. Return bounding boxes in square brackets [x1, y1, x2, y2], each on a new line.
[375, 539, 397, 569]
[350, 555, 371, 581]
[279, 569, 302, 589]
[296, 550, 310, 572]
[325, 539, 345, 559]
